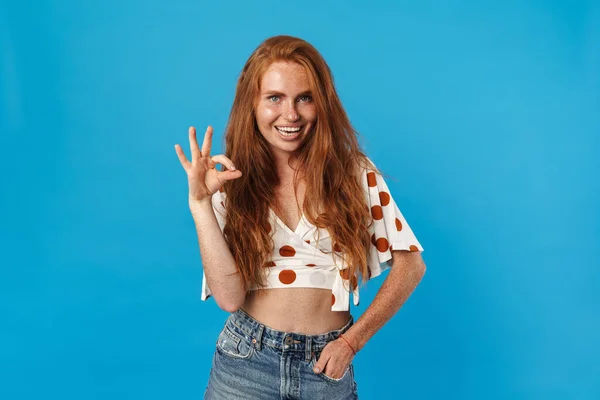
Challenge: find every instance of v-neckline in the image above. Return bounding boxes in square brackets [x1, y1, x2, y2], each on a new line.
[269, 207, 306, 236]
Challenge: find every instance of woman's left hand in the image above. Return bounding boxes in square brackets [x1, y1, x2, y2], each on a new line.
[313, 337, 355, 379]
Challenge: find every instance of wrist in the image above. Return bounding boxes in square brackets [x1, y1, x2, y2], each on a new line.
[338, 333, 357, 355]
[188, 196, 212, 209]
[341, 328, 364, 353]
[188, 197, 214, 219]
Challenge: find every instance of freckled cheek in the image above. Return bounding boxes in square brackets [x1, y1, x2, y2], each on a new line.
[258, 108, 279, 127]
[300, 104, 317, 123]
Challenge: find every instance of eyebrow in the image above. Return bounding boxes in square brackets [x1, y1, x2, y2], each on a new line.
[262, 90, 312, 97]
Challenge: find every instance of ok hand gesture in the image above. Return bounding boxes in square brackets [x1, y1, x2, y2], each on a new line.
[174, 126, 242, 203]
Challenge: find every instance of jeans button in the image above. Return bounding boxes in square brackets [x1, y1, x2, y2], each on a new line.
[284, 336, 292, 345]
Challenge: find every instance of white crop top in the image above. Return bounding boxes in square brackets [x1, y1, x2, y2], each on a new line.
[201, 157, 424, 311]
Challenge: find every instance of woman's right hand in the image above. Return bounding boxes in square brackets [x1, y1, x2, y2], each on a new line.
[174, 126, 242, 203]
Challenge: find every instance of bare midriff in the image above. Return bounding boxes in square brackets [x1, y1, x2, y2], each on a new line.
[241, 288, 351, 335]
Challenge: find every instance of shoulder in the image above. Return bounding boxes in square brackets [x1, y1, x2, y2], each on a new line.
[354, 155, 384, 186]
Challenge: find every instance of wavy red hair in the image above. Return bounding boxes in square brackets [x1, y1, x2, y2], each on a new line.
[220, 35, 378, 294]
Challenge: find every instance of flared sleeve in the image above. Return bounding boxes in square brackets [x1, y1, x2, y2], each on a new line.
[361, 157, 424, 280]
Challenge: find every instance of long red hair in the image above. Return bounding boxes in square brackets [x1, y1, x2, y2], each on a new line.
[221, 35, 377, 293]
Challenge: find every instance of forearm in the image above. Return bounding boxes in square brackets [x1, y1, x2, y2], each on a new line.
[344, 252, 426, 352]
[189, 199, 246, 311]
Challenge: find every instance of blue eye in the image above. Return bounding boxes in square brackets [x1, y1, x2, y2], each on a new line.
[298, 95, 312, 102]
[268, 95, 280, 102]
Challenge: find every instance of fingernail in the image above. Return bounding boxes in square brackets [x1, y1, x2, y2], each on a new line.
[230, 164, 236, 170]
[313, 368, 319, 373]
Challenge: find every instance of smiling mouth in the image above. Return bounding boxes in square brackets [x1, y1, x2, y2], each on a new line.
[275, 126, 303, 137]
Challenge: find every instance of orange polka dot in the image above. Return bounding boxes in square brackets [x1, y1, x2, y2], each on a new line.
[220, 201, 225, 208]
[367, 172, 377, 187]
[265, 261, 276, 267]
[307, 263, 316, 267]
[279, 270, 296, 284]
[279, 245, 296, 257]
[409, 245, 419, 252]
[389, 245, 394, 252]
[333, 242, 342, 252]
[339, 268, 350, 280]
[371, 205, 383, 220]
[376, 237, 389, 252]
[305, 240, 311, 244]
[379, 191, 390, 206]
[339, 269, 358, 291]
[395, 218, 403, 231]
[331, 293, 336, 306]
[371, 234, 377, 247]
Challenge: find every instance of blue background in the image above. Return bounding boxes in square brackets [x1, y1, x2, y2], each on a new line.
[1, 0, 598, 399]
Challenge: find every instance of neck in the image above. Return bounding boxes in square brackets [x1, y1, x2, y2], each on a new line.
[273, 152, 303, 182]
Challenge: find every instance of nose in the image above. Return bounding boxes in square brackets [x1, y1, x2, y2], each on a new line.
[283, 100, 300, 121]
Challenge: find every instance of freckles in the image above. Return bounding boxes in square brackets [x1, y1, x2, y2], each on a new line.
[256, 105, 277, 124]
[263, 107, 278, 120]
[299, 103, 317, 117]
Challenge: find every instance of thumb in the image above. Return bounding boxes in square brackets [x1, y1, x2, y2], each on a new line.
[313, 352, 330, 374]
[219, 169, 243, 182]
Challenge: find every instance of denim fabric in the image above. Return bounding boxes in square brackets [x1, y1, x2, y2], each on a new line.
[205, 308, 359, 399]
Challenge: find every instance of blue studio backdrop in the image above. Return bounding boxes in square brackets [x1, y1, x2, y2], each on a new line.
[1, 1, 598, 399]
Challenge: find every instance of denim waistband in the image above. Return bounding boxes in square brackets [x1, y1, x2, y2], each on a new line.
[225, 308, 353, 362]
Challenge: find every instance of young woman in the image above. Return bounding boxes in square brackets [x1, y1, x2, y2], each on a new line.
[175, 35, 426, 400]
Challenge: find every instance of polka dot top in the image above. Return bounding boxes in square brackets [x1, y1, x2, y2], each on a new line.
[201, 157, 424, 311]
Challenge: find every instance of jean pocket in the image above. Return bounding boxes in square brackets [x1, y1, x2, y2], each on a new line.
[310, 356, 352, 384]
[216, 326, 254, 360]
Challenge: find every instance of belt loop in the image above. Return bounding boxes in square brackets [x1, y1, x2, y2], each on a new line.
[254, 324, 264, 351]
[305, 336, 312, 362]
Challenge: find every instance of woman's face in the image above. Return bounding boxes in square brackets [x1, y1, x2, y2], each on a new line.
[255, 61, 317, 161]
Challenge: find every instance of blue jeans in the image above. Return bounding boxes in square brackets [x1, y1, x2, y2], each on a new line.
[204, 308, 359, 399]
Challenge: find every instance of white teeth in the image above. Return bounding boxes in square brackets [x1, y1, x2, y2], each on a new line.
[276, 126, 301, 133]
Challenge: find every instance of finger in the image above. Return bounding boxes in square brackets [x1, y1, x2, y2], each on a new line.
[324, 363, 338, 379]
[313, 352, 331, 374]
[189, 126, 201, 162]
[201, 125, 213, 158]
[174, 144, 190, 168]
[218, 169, 243, 182]
[210, 154, 237, 171]
[325, 362, 347, 380]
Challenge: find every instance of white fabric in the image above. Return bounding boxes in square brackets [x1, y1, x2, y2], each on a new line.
[201, 157, 424, 310]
